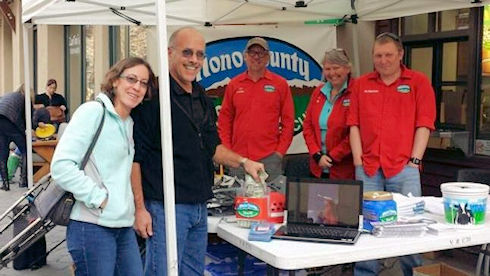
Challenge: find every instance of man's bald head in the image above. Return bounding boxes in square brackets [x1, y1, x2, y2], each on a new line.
[168, 27, 204, 48]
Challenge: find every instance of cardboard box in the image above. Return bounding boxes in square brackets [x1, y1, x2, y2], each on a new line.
[413, 263, 470, 276]
[422, 251, 441, 260]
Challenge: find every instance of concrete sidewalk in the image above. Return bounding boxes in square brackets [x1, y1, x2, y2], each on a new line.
[0, 178, 72, 276]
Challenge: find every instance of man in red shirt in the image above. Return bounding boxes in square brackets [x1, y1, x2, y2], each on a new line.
[347, 32, 436, 276]
[218, 37, 294, 181]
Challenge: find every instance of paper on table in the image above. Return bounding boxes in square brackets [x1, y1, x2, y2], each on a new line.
[426, 223, 458, 235]
[423, 197, 444, 215]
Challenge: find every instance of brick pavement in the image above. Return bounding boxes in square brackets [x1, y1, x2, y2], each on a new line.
[0, 174, 72, 276]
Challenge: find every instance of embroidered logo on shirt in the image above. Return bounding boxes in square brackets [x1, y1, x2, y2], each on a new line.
[363, 89, 379, 93]
[236, 87, 245, 94]
[264, 85, 276, 93]
[397, 85, 411, 93]
[342, 99, 350, 106]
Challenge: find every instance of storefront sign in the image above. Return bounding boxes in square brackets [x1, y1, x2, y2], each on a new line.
[475, 139, 490, 156]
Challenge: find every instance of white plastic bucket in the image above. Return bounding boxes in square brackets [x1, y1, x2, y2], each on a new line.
[441, 182, 489, 228]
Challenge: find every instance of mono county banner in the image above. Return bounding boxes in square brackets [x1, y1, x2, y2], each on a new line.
[182, 24, 337, 154]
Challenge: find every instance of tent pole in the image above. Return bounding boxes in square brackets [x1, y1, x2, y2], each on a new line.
[351, 24, 361, 78]
[23, 23, 34, 188]
[155, 1, 179, 275]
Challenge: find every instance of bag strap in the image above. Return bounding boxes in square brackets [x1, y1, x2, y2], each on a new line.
[79, 99, 106, 169]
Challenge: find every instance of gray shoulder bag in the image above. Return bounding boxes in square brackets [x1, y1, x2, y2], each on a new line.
[34, 100, 106, 226]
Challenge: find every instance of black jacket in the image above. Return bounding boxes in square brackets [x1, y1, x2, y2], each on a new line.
[132, 76, 220, 203]
[0, 91, 26, 132]
[34, 93, 68, 115]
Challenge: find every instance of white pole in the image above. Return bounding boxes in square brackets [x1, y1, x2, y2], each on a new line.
[22, 23, 34, 188]
[351, 24, 361, 78]
[155, 1, 179, 275]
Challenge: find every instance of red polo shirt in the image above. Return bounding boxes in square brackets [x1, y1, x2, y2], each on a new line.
[218, 70, 294, 161]
[346, 65, 436, 178]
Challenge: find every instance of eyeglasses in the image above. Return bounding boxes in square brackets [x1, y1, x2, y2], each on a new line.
[246, 49, 269, 58]
[376, 32, 402, 43]
[173, 47, 206, 60]
[120, 75, 149, 90]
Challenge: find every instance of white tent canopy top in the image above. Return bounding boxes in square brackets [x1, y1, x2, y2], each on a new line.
[20, 1, 490, 275]
[23, 0, 490, 26]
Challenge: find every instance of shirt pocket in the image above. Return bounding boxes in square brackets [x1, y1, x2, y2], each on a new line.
[257, 88, 281, 114]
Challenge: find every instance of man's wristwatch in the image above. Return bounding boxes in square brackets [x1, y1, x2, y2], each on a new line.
[313, 152, 322, 164]
[408, 157, 422, 165]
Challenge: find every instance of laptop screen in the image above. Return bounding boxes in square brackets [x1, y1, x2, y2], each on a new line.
[286, 178, 363, 228]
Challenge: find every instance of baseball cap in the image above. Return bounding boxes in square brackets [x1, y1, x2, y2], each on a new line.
[245, 37, 269, 51]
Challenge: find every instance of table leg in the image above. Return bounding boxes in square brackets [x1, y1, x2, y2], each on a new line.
[266, 265, 277, 276]
[238, 250, 245, 276]
[33, 164, 50, 183]
[266, 264, 289, 276]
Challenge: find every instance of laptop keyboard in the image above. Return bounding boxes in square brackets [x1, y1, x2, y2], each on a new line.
[286, 224, 358, 240]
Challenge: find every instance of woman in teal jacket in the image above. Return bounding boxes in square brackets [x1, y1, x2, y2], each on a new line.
[51, 57, 155, 276]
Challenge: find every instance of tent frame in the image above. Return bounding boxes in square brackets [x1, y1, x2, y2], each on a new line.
[20, 1, 490, 275]
[22, 1, 179, 275]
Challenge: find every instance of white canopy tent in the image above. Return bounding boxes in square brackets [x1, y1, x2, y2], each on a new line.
[21, 0, 490, 275]
[23, 0, 490, 25]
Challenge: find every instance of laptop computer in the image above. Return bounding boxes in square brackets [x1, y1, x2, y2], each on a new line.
[272, 178, 363, 244]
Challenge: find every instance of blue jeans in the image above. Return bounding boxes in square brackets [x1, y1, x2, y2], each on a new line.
[144, 200, 208, 276]
[354, 165, 423, 276]
[66, 220, 143, 276]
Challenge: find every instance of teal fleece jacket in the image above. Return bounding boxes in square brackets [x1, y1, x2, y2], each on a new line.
[51, 93, 135, 228]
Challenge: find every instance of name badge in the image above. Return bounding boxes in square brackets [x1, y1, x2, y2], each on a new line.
[264, 85, 276, 93]
[397, 85, 411, 93]
[342, 99, 350, 106]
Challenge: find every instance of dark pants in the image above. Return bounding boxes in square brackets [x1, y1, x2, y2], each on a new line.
[0, 116, 26, 189]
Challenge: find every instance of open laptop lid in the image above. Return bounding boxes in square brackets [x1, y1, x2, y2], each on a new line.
[285, 178, 363, 229]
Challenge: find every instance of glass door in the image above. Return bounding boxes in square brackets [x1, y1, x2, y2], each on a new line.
[405, 38, 470, 154]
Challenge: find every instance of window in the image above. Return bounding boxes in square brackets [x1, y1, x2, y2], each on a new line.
[64, 25, 96, 114]
[405, 39, 470, 154]
[439, 9, 470, 31]
[476, 6, 490, 156]
[65, 25, 82, 117]
[109, 26, 129, 66]
[404, 14, 429, 35]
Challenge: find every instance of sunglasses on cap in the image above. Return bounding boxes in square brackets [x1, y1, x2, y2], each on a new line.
[376, 32, 402, 43]
[327, 48, 349, 58]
